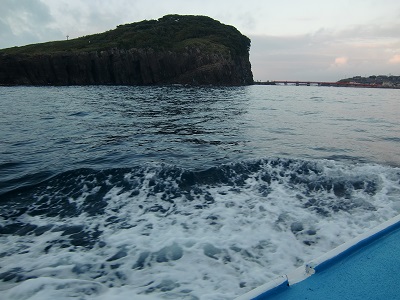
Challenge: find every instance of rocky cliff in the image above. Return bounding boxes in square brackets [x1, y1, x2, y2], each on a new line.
[0, 15, 253, 86]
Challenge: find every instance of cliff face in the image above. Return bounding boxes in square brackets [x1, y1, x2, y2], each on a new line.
[0, 47, 252, 86]
[0, 15, 253, 86]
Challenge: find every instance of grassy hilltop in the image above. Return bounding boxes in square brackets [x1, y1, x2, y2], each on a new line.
[1, 15, 251, 56]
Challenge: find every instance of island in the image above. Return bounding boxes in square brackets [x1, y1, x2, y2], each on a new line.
[0, 15, 253, 86]
[338, 75, 400, 88]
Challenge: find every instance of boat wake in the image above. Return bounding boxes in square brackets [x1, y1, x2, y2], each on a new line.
[1, 158, 399, 299]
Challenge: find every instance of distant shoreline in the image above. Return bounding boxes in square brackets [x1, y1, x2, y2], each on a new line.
[254, 81, 400, 89]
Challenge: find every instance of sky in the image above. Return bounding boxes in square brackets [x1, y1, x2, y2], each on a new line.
[1, 0, 399, 81]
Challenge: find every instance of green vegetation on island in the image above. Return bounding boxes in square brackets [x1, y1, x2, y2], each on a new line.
[0, 15, 251, 57]
[339, 75, 400, 88]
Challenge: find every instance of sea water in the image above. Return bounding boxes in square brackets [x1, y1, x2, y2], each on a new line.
[0, 85, 399, 300]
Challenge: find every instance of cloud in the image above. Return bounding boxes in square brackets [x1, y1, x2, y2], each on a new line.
[389, 54, 400, 64]
[0, 0, 62, 48]
[332, 57, 348, 67]
[249, 24, 400, 81]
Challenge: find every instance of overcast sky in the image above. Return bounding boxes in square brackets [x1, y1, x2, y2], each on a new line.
[1, 0, 399, 81]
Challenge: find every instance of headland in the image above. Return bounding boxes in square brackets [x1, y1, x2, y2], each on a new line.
[0, 15, 253, 86]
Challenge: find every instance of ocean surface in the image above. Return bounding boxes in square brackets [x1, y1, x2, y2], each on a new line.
[0, 85, 399, 300]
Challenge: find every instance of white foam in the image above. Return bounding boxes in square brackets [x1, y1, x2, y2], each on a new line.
[1, 159, 399, 299]
[2, 277, 106, 300]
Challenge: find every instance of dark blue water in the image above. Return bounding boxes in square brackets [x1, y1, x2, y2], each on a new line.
[0, 85, 399, 300]
[1, 85, 399, 195]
